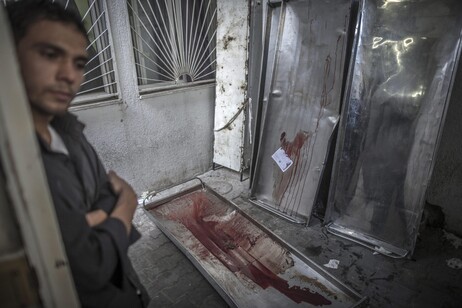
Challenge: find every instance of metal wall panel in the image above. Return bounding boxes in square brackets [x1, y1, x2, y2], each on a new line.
[250, 0, 352, 223]
[325, 0, 462, 257]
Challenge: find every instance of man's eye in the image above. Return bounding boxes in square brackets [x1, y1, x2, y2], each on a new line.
[40, 49, 58, 59]
[75, 61, 87, 70]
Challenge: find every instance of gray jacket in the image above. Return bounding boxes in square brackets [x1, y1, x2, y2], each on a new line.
[38, 113, 149, 308]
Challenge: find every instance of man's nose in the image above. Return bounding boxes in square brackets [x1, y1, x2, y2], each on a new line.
[57, 60, 79, 84]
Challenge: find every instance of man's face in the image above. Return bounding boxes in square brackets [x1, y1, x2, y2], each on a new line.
[16, 20, 88, 117]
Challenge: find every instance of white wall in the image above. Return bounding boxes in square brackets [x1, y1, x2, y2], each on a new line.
[213, 0, 249, 172]
[74, 85, 215, 194]
[70, 2, 216, 195]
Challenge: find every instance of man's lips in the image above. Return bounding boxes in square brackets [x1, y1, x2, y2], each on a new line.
[49, 90, 73, 102]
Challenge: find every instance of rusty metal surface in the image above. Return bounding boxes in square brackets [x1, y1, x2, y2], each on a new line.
[250, 0, 352, 223]
[144, 185, 365, 307]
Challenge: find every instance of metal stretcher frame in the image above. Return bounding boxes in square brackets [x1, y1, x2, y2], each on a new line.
[249, 0, 353, 225]
[325, 0, 462, 258]
[144, 183, 366, 307]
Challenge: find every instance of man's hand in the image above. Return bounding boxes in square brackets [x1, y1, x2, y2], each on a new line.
[107, 170, 138, 234]
[86, 209, 108, 227]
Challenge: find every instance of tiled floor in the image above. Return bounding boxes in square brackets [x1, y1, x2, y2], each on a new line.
[129, 168, 462, 308]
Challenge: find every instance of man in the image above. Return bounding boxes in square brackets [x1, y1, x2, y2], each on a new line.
[5, 1, 150, 307]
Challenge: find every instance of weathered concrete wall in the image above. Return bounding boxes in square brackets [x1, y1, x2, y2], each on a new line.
[74, 86, 215, 194]
[72, 2, 215, 194]
[213, 0, 249, 172]
[427, 58, 462, 236]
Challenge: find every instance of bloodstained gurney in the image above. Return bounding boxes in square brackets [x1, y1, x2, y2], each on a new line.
[144, 183, 366, 307]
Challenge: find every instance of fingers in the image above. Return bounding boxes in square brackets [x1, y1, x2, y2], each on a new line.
[107, 170, 125, 194]
[107, 170, 120, 183]
[106, 170, 138, 234]
[86, 209, 108, 227]
[110, 188, 138, 234]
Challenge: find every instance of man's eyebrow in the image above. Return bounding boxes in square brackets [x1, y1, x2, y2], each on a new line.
[32, 42, 89, 63]
[32, 42, 65, 53]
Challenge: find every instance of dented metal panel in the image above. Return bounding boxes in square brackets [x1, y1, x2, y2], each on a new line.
[213, 0, 249, 172]
[250, 0, 352, 223]
[144, 184, 365, 307]
[325, 0, 462, 257]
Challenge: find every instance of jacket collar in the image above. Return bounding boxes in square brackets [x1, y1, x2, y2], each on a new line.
[50, 112, 85, 139]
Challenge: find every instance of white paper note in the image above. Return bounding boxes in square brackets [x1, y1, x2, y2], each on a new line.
[271, 147, 293, 172]
[323, 259, 340, 269]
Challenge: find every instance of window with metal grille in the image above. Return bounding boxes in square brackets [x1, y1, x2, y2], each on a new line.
[127, 0, 217, 92]
[59, 0, 118, 103]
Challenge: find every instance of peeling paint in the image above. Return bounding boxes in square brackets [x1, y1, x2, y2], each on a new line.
[222, 35, 236, 49]
[213, 0, 249, 171]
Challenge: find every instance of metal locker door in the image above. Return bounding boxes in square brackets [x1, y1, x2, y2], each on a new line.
[325, 0, 462, 257]
[250, 0, 353, 224]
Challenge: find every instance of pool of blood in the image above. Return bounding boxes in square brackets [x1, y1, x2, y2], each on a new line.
[151, 190, 332, 306]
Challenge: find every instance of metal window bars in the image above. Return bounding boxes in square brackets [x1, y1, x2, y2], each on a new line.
[127, 0, 217, 91]
[54, 0, 118, 100]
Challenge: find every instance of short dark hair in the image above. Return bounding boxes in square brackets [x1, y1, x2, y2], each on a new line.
[5, 0, 89, 45]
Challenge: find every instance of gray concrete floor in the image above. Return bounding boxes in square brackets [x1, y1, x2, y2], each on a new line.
[129, 168, 462, 308]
